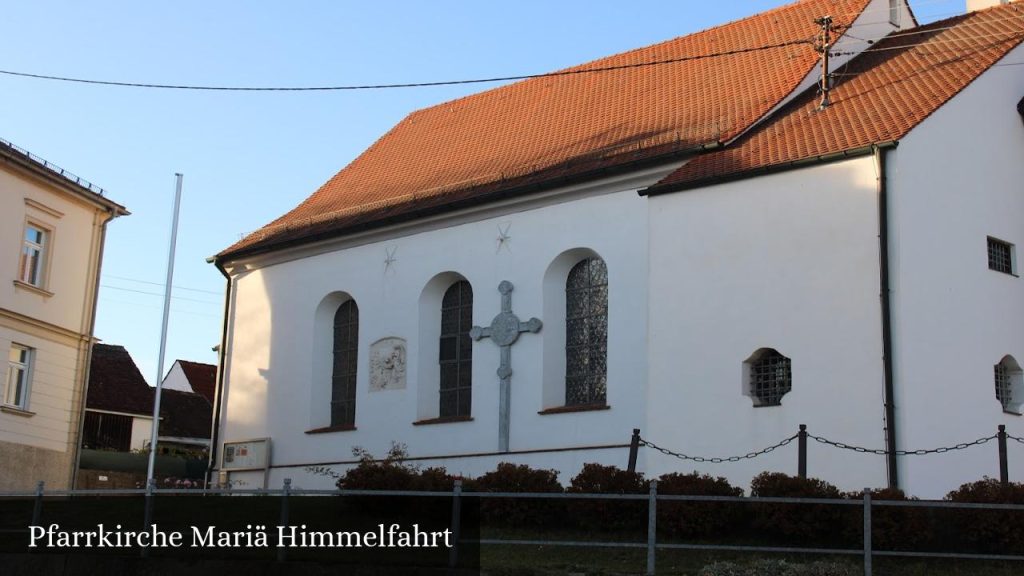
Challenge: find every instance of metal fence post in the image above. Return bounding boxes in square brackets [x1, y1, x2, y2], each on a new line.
[798, 424, 808, 478]
[998, 425, 1009, 488]
[28, 481, 43, 554]
[647, 480, 657, 576]
[141, 478, 155, 558]
[628, 428, 641, 473]
[449, 479, 463, 569]
[277, 478, 291, 562]
[31, 481, 44, 526]
[863, 488, 872, 576]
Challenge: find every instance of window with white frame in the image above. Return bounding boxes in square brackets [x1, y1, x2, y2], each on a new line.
[5, 344, 33, 409]
[995, 355, 1023, 415]
[18, 224, 48, 287]
[744, 348, 792, 407]
[889, 0, 900, 26]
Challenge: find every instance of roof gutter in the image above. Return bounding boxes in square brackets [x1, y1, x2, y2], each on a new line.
[874, 142, 899, 490]
[205, 258, 232, 489]
[217, 140, 722, 265]
[639, 142, 898, 197]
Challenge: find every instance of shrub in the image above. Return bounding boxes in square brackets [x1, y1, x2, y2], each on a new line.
[471, 463, 563, 528]
[657, 472, 744, 539]
[568, 463, 648, 533]
[842, 487, 929, 551]
[336, 444, 418, 491]
[749, 472, 845, 544]
[944, 478, 1024, 553]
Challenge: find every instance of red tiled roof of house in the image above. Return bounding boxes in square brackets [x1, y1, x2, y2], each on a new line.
[647, 2, 1024, 192]
[159, 388, 212, 440]
[87, 344, 154, 416]
[219, 0, 873, 260]
[178, 360, 216, 404]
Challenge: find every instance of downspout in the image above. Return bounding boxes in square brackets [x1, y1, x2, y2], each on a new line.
[875, 143, 899, 489]
[205, 258, 232, 488]
[71, 210, 114, 489]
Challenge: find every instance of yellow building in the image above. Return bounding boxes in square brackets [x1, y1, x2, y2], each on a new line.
[0, 138, 127, 490]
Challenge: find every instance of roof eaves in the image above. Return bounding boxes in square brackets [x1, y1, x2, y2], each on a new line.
[640, 141, 898, 197]
[216, 139, 722, 264]
[0, 138, 129, 217]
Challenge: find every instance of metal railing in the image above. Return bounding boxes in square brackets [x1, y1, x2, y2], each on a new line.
[3, 479, 1024, 576]
[0, 137, 107, 196]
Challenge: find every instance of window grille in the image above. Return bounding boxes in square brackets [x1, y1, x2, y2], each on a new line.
[565, 257, 608, 406]
[750, 349, 791, 406]
[331, 300, 358, 426]
[995, 362, 1012, 410]
[440, 281, 473, 417]
[988, 237, 1013, 274]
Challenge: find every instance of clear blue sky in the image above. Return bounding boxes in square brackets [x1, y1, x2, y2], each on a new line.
[0, 0, 964, 385]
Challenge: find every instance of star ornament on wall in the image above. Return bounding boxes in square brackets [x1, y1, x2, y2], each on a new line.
[384, 246, 398, 273]
[496, 223, 512, 253]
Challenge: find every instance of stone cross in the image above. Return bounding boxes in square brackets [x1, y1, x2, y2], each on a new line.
[470, 280, 542, 453]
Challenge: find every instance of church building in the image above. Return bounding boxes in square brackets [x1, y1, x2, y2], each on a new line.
[212, 0, 1024, 497]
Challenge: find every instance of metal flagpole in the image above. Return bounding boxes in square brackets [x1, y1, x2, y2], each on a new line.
[146, 173, 183, 484]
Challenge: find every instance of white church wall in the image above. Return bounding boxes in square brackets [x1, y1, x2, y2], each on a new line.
[647, 156, 889, 494]
[220, 170, 663, 488]
[887, 45, 1024, 498]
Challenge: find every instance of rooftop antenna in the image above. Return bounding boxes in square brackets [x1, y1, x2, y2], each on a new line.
[815, 15, 834, 109]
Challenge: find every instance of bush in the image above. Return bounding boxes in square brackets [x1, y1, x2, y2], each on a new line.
[842, 487, 929, 551]
[336, 444, 418, 491]
[657, 472, 744, 539]
[470, 463, 563, 528]
[944, 478, 1024, 553]
[568, 463, 648, 533]
[700, 559, 858, 576]
[749, 472, 845, 544]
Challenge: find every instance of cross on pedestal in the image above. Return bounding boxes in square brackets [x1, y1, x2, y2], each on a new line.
[470, 280, 542, 453]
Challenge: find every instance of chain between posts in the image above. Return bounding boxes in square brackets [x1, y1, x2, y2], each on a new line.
[639, 434, 798, 463]
[1007, 433, 1024, 445]
[808, 433, 998, 456]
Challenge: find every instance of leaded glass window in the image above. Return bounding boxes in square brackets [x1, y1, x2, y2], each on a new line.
[996, 361, 1012, 410]
[440, 281, 473, 417]
[749, 349, 791, 406]
[331, 300, 358, 427]
[988, 237, 1014, 274]
[565, 257, 608, 406]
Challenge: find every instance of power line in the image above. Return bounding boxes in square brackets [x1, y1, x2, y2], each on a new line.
[103, 273, 222, 295]
[0, 38, 813, 92]
[100, 284, 220, 305]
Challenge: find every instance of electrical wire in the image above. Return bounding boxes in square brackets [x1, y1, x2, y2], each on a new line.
[100, 284, 220, 305]
[0, 38, 813, 92]
[103, 273, 222, 295]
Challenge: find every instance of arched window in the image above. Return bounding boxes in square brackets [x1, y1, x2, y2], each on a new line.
[331, 300, 358, 427]
[995, 355, 1023, 415]
[745, 348, 791, 407]
[440, 281, 473, 417]
[565, 257, 608, 406]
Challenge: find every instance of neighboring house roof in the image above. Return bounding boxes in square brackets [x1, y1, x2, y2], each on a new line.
[219, 0, 873, 260]
[177, 360, 216, 403]
[0, 137, 128, 216]
[645, 3, 1024, 193]
[87, 344, 154, 416]
[158, 389, 212, 440]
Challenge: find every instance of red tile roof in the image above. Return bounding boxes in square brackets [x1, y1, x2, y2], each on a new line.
[647, 2, 1024, 192]
[87, 344, 154, 416]
[158, 388, 212, 440]
[220, 0, 872, 260]
[177, 360, 216, 404]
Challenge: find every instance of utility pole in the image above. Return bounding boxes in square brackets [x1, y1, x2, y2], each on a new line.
[146, 173, 183, 485]
[815, 15, 834, 109]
